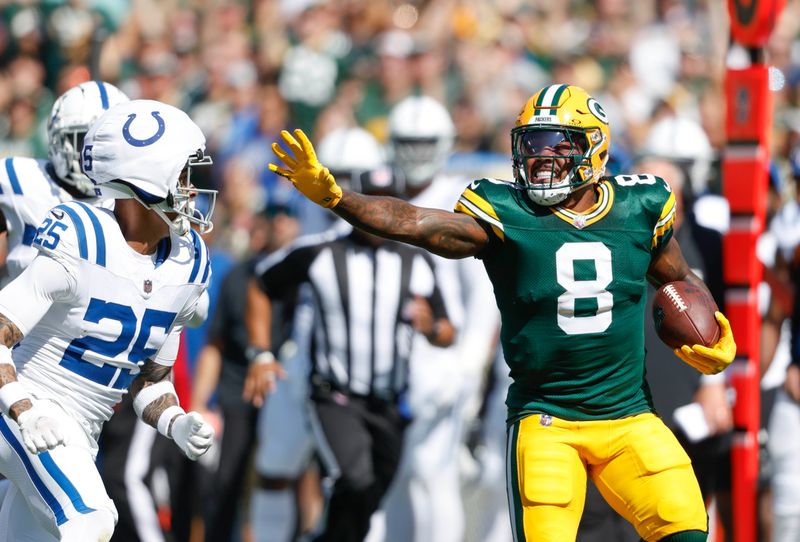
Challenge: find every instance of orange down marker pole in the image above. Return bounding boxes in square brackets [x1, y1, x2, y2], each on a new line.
[725, 1, 784, 539]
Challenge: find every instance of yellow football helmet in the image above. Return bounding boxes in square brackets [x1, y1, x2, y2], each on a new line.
[512, 84, 610, 206]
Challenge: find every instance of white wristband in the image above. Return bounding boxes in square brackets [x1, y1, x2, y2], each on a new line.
[0, 381, 30, 416]
[252, 350, 276, 366]
[133, 381, 178, 419]
[700, 372, 726, 385]
[0, 345, 13, 367]
[157, 405, 186, 438]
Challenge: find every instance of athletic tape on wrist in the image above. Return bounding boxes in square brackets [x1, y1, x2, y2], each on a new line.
[0, 345, 13, 367]
[0, 381, 30, 416]
[157, 405, 186, 438]
[133, 381, 178, 419]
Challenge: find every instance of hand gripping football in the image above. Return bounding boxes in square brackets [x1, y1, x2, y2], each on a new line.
[652, 281, 720, 349]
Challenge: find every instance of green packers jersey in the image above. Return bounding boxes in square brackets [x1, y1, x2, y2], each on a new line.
[454, 174, 676, 422]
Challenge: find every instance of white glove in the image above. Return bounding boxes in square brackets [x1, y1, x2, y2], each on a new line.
[16, 404, 65, 454]
[170, 411, 215, 461]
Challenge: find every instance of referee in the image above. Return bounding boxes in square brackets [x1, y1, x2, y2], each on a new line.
[244, 174, 454, 542]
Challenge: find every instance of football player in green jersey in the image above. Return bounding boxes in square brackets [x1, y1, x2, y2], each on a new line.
[265, 85, 736, 542]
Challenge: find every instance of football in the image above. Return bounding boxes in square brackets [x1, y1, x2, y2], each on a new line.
[652, 281, 720, 350]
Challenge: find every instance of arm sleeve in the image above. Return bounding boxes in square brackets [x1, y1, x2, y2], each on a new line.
[187, 290, 210, 328]
[154, 329, 181, 367]
[0, 254, 77, 336]
[153, 285, 207, 367]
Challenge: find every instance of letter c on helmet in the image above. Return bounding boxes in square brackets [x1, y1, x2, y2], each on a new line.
[122, 112, 166, 147]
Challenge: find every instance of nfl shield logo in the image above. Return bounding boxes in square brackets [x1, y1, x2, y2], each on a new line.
[143, 279, 152, 294]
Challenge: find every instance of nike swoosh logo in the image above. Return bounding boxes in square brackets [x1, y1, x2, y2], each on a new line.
[50, 209, 64, 220]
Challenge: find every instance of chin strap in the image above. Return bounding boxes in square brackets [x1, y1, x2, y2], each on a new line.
[151, 206, 189, 236]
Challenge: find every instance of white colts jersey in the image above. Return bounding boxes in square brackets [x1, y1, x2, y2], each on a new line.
[0, 202, 210, 434]
[409, 175, 499, 387]
[0, 157, 107, 283]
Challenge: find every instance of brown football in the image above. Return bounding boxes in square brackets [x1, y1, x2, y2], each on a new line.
[652, 281, 720, 350]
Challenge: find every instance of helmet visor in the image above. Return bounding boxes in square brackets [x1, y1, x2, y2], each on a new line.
[513, 128, 587, 158]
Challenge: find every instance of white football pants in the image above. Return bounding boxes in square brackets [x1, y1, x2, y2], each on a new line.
[0, 398, 117, 541]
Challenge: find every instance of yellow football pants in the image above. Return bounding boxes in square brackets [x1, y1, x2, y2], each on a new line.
[506, 412, 707, 541]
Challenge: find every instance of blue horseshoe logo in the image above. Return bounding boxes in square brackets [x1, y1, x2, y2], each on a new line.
[122, 112, 166, 147]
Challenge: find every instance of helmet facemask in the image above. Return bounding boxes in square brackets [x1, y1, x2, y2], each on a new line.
[390, 135, 451, 187]
[49, 125, 97, 196]
[152, 150, 217, 236]
[512, 126, 597, 206]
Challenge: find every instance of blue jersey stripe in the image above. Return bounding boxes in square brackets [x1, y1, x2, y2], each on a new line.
[21, 223, 37, 246]
[0, 417, 67, 524]
[198, 231, 210, 283]
[74, 202, 106, 266]
[154, 238, 170, 267]
[39, 451, 96, 516]
[189, 230, 202, 283]
[5, 158, 23, 195]
[95, 81, 109, 109]
[55, 205, 88, 260]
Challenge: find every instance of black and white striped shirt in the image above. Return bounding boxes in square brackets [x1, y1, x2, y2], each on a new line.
[255, 230, 448, 399]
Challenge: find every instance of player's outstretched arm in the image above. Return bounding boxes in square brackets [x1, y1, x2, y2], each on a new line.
[269, 129, 489, 259]
[131, 361, 215, 461]
[647, 238, 736, 374]
[335, 192, 489, 259]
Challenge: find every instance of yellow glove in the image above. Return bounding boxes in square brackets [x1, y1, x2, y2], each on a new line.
[268, 129, 342, 208]
[673, 312, 736, 375]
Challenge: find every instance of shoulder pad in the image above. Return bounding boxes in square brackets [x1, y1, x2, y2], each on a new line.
[33, 201, 110, 266]
[611, 174, 676, 250]
[0, 157, 50, 198]
[454, 178, 510, 241]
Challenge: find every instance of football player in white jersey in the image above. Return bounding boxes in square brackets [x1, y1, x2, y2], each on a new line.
[368, 96, 500, 542]
[0, 80, 129, 284]
[0, 99, 217, 542]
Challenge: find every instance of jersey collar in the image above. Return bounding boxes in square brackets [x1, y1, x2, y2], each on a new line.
[550, 180, 614, 229]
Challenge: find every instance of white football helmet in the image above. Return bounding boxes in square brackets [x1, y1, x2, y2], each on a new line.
[387, 95, 455, 187]
[47, 81, 130, 195]
[82, 99, 217, 236]
[317, 127, 384, 188]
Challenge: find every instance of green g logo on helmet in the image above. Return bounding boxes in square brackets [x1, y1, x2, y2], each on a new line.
[587, 98, 609, 125]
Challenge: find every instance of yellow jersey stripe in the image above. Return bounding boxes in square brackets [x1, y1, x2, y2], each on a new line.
[551, 181, 614, 228]
[462, 189, 501, 221]
[657, 192, 676, 223]
[651, 205, 676, 249]
[455, 199, 505, 241]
